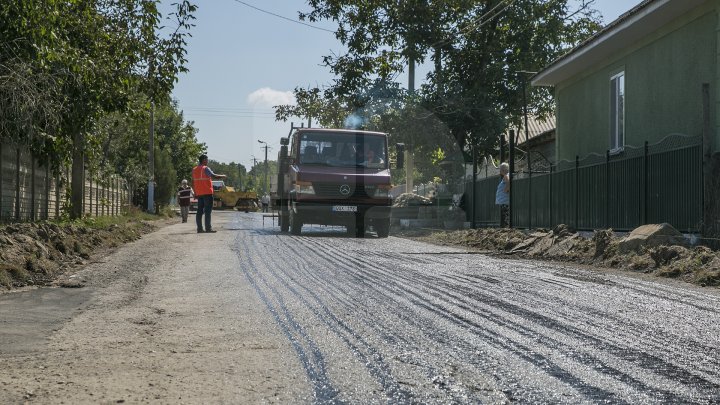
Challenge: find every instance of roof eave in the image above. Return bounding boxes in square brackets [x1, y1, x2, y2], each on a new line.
[532, 0, 707, 87]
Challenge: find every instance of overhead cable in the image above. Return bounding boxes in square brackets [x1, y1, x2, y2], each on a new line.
[229, 0, 335, 33]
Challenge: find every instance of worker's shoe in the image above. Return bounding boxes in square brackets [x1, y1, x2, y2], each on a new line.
[197, 229, 204, 233]
[205, 229, 217, 233]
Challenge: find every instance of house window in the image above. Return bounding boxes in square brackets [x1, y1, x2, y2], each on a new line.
[610, 72, 625, 152]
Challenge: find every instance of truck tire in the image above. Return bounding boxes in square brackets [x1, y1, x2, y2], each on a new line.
[289, 208, 302, 235]
[348, 214, 365, 238]
[374, 218, 390, 238]
[280, 212, 289, 232]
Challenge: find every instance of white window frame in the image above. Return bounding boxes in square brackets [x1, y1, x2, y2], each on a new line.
[609, 71, 625, 154]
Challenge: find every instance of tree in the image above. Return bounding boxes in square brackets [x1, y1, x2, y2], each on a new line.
[0, 0, 197, 218]
[93, 94, 205, 205]
[274, 86, 348, 128]
[299, 0, 602, 154]
[207, 160, 247, 190]
[152, 99, 205, 183]
[154, 147, 177, 208]
[247, 161, 278, 194]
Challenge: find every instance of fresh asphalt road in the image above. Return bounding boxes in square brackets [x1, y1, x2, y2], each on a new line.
[2, 210, 720, 404]
[233, 211, 720, 404]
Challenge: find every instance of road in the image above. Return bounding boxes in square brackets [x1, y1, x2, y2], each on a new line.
[2, 211, 720, 404]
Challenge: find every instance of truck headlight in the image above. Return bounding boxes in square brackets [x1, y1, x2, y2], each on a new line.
[374, 184, 392, 198]
[294, 181, 315, 195]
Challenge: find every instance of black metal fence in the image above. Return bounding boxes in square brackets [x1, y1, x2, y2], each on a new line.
[467, 135, 703, 232]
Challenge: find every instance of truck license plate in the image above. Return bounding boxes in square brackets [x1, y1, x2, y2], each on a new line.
[332, 205, 357, 212]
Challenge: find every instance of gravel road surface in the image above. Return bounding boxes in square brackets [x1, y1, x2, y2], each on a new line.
[2, 211, 720, 404]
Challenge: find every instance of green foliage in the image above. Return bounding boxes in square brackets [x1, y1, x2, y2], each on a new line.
[274, 87, 348, 128]
[154, 147, 177, 207]
[247, 160, 278, 193]
[431, 148, 446, 166]
[299, 0, 602, 158]
[206, 160, 248, 190]
[152, 99, 205, 183]
[0, 0, 197, 217]
[199, 159, 277, 194]
[93, 94, 204, 206]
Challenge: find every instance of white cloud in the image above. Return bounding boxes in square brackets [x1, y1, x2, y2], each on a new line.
[246, 87, 295, 108]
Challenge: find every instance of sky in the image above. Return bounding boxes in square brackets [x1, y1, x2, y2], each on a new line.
[168, 0, 635, 170]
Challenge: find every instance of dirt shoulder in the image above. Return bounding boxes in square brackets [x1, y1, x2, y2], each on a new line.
[0, 216, 174, 292]
[397, 224, 720, 288]
[0, 212, 309, 403]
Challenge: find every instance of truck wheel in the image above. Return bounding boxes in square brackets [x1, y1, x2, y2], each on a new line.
[374, 219, 390, 238]
[348, 214, 365, 238]
[280, 212, 289, 232]
[289, 209, 302, 235]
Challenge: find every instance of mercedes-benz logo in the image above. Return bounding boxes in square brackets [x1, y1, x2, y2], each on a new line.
[339, 184, 351, 196]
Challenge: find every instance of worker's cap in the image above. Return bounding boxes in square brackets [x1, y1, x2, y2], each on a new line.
[181, 179, 188, 185]
[198, 154, 208, 163]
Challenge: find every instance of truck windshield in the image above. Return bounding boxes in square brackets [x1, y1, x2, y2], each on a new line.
[298, 132, 388, 168]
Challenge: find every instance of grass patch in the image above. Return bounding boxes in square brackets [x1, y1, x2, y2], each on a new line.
[695, 270, 720, 287]
[8, 266, 31, 283]
[41, 206, 166, 230]
[629, 254, 654, 271]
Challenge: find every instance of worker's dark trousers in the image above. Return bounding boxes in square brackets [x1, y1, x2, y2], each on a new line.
[196, 195, 213, 231]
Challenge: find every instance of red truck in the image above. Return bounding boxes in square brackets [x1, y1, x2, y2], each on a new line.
[276, 127, 403, 237]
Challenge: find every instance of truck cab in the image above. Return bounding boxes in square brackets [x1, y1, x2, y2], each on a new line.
[277, 128, 402, 237]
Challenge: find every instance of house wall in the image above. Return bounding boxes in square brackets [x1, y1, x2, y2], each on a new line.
[555, 6, 718, 163]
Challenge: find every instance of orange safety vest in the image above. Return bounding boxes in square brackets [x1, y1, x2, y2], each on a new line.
[192, 165, 213, 196]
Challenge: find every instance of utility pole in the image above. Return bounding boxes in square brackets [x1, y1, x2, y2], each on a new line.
[250, 155, 258, 191]
[471, 141, 477, 228]
[147, 102, 155, 214]
[517, 71, 537, 229]
[406, 52, 416, 194]
[257, 140, 270, 195]
[509, 129, 515, 228]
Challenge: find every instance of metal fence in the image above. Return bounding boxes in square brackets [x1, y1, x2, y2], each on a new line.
[467, 135, 703, 232]
[0, 143, 129, 223]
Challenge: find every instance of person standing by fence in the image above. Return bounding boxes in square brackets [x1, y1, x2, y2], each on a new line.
[496, 162, 510, 227]
[259, 193, 268, 212]
[192, 154, 226, 233]
[176, 179, 193, 223]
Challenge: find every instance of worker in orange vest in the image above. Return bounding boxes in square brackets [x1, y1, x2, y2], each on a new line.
[192, 154, 226, 233]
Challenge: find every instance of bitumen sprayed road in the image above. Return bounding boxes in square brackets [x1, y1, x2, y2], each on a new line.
[232, 211, 720, 404]
[2, 210, 720, 404]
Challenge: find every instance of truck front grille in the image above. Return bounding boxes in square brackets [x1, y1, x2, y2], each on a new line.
[313, 182, 369, 198]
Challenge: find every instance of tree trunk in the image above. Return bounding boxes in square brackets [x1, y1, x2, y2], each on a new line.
[71, 130, 85, 219]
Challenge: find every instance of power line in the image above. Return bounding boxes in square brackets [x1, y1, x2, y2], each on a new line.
[229, 0, 335, 33]
[181, 106, 278, 119]
[430, 0, 516, 50]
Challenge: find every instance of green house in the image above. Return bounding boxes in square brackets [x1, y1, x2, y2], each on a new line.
[532, 0, 717, 162]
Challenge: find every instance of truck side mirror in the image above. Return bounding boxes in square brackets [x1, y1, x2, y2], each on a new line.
[280, 137, 289, 146]
[395, 143, 405, 170]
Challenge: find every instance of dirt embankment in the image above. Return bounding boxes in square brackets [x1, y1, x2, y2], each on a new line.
[0, 220, 158, 290]
[418, 224, 720, 287]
